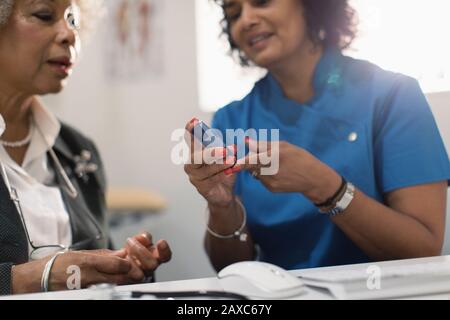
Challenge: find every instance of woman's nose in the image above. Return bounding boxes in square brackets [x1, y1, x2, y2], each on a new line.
[55, 19, 77, 48]
[240, 4, 260, 31]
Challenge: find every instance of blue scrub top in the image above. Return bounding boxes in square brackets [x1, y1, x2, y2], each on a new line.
[211, 48, 450, 270]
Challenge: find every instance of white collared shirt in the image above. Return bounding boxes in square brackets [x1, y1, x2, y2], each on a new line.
[0, 98, 72, 257]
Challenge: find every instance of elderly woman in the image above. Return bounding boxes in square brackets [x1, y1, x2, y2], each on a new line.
[185, 0, 450, 272]
[0, 0, 171, 295]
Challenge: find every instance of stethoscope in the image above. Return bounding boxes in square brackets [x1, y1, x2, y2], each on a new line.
[0, 120, 104, 257]
[47, 147, 78, 199]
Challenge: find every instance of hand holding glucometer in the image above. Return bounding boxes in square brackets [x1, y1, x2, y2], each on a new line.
[184, 118, 242, 206]
[186, 118, 240, 175]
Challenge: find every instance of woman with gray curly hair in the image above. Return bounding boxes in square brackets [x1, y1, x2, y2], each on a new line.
[0, 0, 172, 295]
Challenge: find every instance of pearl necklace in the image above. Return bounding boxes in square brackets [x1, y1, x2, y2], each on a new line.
[0, 120, 34, 148]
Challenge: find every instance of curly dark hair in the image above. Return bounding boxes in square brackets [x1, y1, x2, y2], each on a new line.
[213, 0, 358, 66]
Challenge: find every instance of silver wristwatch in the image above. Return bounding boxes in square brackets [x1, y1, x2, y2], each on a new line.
[323, 182, 355, 216]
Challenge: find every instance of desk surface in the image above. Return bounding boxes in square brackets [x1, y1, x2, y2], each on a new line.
[2, 255, 450, 300]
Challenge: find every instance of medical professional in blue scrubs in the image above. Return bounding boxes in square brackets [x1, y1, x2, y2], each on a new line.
[185, 0, 450, 271]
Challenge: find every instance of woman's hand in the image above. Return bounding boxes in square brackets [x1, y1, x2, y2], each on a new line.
[236, 139, 342, 204]
[11, 250, 133, 294]
[124, 232, 172, 281]
[184, 119, 239, 207]
[11, 233, 172, 295]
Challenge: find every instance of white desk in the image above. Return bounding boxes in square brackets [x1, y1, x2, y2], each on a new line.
[2, 256, 450, 300]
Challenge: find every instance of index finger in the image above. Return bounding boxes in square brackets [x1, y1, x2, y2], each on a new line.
[184, 118, 208, 168]
[151, 240, 172, 264]
[184, 117, 200, 148]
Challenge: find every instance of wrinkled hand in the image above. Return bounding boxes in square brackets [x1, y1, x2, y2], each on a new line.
[12, 250, 133, 294]
[122, 232, 172, 281]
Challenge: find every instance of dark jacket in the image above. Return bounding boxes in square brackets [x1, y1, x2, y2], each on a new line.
[0, 123, 110, 295]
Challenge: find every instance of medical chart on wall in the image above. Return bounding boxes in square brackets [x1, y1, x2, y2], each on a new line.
[104, 0, 164, 81]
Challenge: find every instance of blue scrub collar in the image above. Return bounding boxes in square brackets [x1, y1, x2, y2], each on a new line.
[312, 47, 344, 96]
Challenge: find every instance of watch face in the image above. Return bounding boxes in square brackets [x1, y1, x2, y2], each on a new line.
[325, 183, 355, 216]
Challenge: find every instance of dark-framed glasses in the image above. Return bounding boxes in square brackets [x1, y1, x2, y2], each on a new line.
[1, 158, 103, 261]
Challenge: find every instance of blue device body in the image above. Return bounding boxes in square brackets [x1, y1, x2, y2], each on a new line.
[191, 120, 249, 158]
[191, 121, 225, 148]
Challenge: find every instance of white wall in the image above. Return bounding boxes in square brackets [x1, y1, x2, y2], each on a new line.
[426, 92, 450, 254]
[41, 1, 450, 283]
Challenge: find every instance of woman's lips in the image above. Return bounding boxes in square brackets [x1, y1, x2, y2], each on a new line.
[248, 33, 273, 49]
[47, 61, 73, 77]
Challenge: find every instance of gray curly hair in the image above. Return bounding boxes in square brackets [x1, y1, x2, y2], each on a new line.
[0, 0, 104, 34]
[0, 0, 14, 27]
